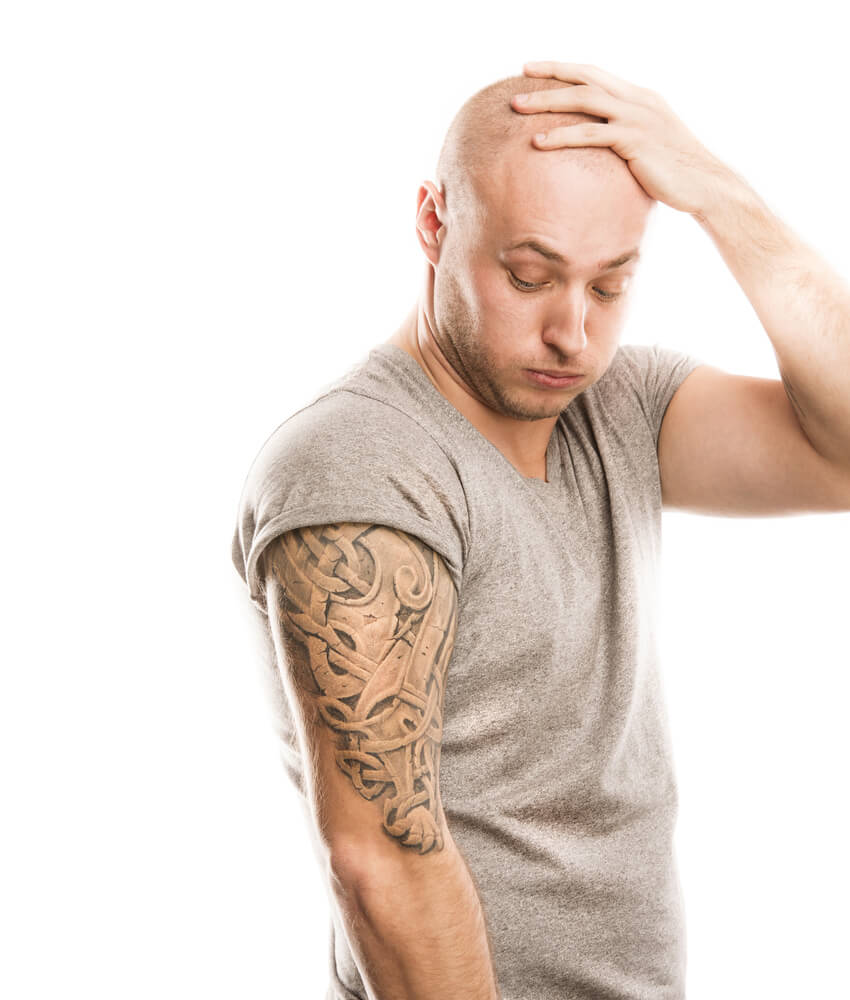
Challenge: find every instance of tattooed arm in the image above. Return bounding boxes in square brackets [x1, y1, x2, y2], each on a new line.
[261, 522, 502, 1000]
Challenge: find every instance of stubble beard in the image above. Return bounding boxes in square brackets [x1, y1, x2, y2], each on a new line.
[435, 271, 574, 423]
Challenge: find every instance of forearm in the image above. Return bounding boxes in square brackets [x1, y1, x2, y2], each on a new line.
[692, 170, 850, 469]
[329, 827, 502, 1000]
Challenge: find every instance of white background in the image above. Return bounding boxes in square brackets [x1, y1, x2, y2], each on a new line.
[3, 1, 848, 997]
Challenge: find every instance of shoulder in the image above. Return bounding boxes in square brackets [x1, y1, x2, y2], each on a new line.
[581, 343, 650, 418]
[245, 389, 459, 490]
[590, 341, 704, 408]
[585, 341, 705, 446]
[233, 388, 471, 611]
[595, 343, 654, 393]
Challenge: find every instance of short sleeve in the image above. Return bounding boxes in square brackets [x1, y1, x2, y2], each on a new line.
[614, 342, 705, 447]
[231, 390, 470, 614]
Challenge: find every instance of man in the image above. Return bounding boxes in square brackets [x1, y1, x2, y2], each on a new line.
[231, 61, 850, 1000]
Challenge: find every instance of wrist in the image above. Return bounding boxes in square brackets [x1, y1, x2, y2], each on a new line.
[690, 166, 756, 231]
[690, 168, 800, 267]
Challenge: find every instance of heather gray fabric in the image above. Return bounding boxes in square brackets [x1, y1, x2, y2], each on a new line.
[231, 340, 705, 1000]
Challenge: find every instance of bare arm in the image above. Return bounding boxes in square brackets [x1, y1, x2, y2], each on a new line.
[692, 173, 850, 473]
[262, 522, 502, 1000]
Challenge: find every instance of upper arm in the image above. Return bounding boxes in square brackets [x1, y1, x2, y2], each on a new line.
[260, 521, 460, 867]
[658, 364, 850, 515]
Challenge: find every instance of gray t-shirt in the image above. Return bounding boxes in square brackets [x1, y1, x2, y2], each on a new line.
[231, 340, 704, 1000]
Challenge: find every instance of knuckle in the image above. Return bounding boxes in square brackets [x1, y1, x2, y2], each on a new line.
[642, 86, 667, 108]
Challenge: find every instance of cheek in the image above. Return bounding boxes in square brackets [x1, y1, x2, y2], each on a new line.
[483, 272, 533, 322]
[470, 267, 504, 303]
[434, 266, 477, 325]
[444, 270, 510, 333]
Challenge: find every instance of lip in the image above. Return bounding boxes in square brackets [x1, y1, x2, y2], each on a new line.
[525, 368, 584, 388]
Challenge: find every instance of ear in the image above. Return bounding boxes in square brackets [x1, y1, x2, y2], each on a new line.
[415, 180, 447, 264]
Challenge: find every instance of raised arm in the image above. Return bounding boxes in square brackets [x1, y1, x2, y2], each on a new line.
[261, 522, 501, 1000]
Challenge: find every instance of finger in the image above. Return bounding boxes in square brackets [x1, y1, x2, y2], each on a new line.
[523, 60, 644, 103]
[511, 83, 624, 120]
[533, 121, 624, 150]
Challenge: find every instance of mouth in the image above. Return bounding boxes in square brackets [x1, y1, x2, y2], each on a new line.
[525, 368, 584, 388]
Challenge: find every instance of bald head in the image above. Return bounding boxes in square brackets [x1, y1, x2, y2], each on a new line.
[410, 74, 654, 429]
[435, 74, 629, 234]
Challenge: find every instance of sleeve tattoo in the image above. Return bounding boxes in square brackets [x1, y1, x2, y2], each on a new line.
[263, 522, 460, 855]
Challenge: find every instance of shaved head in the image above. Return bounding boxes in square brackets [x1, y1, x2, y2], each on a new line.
[405, 71, 654, 433]
[435, 74, 627, 234]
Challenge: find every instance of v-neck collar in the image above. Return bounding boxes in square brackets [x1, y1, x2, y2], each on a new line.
[372, 343, 564, 491]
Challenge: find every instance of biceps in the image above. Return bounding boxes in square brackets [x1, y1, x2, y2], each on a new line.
[262, 522, 459, 860]
[659, 365, 850, 515]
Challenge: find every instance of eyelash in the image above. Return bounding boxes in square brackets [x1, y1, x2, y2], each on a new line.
[507, 270, 623, 301]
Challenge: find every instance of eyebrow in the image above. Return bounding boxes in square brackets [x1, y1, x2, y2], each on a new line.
[505, 239, 641, 270]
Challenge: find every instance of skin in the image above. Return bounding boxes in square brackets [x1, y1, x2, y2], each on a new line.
[387, 121, 655, 481]
[263, 523, 459, 855]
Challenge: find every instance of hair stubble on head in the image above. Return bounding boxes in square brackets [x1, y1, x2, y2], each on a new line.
[435, 74, 621, 236]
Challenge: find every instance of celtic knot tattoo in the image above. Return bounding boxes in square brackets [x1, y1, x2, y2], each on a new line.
[264, 523, 459, 855]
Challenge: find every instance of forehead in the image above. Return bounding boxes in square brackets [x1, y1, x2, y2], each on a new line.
[479, 143, 651, 258]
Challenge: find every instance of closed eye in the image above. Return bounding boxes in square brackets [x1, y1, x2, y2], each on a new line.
[507, 270, 624, 302]
[508, 270, 542, 291]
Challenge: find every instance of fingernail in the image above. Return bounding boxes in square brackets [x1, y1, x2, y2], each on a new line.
[514, 93, 528, 103]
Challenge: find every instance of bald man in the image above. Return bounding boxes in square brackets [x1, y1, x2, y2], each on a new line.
[232, 67, 850, 1000]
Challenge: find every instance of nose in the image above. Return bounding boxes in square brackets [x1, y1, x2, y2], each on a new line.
[539, 288, 588, 356]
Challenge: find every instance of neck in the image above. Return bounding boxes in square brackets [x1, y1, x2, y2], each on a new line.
[384, 295, 557, 483]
